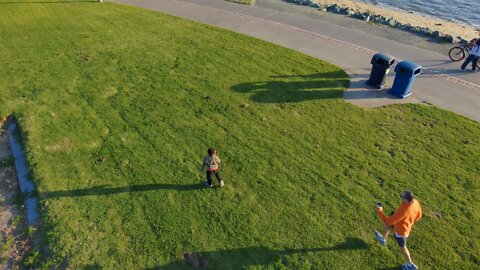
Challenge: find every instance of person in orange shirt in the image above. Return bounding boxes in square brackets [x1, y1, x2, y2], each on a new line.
[374, 191, 422, 270]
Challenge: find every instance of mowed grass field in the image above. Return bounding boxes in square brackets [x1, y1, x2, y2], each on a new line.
[0, 1, 479, 269]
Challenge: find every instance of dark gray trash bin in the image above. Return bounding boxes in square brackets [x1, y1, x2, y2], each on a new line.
[389, 61, 422, 98]
[366, 53, 395, 89]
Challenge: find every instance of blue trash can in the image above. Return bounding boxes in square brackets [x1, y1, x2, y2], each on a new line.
[389, 61, 422, 98]
[366, 53, 395, 89]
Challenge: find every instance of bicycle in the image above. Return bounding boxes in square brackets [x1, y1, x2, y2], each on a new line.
[449, 43, 480, 68]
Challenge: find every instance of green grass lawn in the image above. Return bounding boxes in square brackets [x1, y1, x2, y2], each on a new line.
[0, 1, 479, 269]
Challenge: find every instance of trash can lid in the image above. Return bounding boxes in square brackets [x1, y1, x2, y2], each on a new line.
[373, 53, 395, 62]
[395, 61, 422, 72]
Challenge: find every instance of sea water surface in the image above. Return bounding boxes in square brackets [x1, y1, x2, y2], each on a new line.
[362, 0, 480, 27]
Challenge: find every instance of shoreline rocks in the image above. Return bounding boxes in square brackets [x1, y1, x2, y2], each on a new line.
[284, 0, 467, 44]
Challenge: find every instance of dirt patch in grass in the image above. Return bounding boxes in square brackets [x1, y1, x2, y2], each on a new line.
[44, 138, 72, 153]
[225, 0, 256, 5]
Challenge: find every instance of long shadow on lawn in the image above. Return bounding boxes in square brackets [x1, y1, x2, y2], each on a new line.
[232, 71, 349, 103]
[42, 183, 204, 199]
[148, 237, 368, 269]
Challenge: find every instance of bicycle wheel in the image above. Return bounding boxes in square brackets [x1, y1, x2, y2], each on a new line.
[449, 47, 466, 62]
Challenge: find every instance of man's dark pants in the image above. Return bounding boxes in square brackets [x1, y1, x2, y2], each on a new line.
[461, 54, 479, 71]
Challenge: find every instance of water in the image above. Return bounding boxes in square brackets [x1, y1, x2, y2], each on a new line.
[362, 0, 480, 27]
[7, 122, 40, 226]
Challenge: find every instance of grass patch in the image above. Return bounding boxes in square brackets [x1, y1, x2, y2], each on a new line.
[225, 0, 256, 5]
[0, 1, 479, 269]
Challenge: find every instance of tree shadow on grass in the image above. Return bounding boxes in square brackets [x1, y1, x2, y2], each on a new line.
[148, 237, 368, 270]
[232, 71, 349, 103]
[83, 264, 102, 270]
[41, 183, 204, 199]
[270, 71, 346, 80]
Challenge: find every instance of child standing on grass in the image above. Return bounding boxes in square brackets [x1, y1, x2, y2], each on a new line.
[202, 148, 224, 188]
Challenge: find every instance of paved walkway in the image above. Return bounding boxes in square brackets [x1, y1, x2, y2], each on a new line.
[112, 0, 480, 122]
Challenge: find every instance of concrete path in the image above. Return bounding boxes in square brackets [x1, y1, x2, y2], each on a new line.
[111, 0, 480, 122]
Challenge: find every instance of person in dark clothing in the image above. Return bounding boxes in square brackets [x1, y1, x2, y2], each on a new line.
[460, 38, 480, 72]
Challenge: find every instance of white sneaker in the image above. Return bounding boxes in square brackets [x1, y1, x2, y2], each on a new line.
[402, 263, 418, 270]
[220, 181, 225, 187]
[458, 68, 466, 72]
